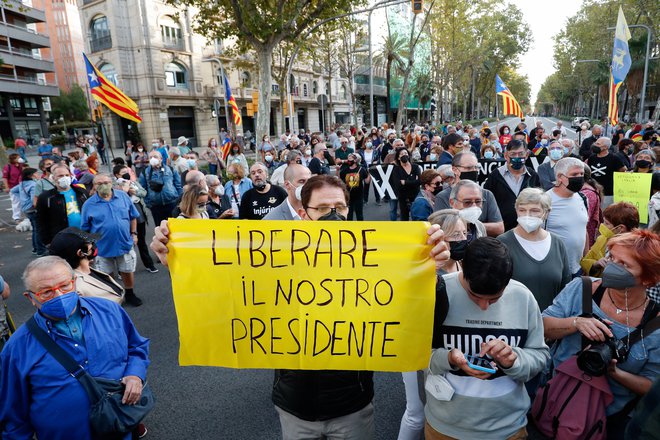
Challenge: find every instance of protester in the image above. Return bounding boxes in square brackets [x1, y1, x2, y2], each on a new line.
[447, 180, 487, 242]
[2, 153, 23, 222]
[36, 163, 88, 246]
[48, 227, 125, 304]
[169, 147, 188, 175]
[223, 162, 252, 217]
[579, 124, 601, 159]
[338, 153, 370, 221]
[113, 165, 158, 273]
[537, 140, 565, 190]
[238, 163, 287, 220]
[33, 158, 56, 201]
[139, 150, 183, 226]
[149, 174, 451, 440]
[226, 142, 248, 175]
[308, 143, 331, 176]
[0, 256, 150, 439]
[393, 147, 421, 221]
[12, 168, 43, 255]
[0, 274, 10, 350]
[202, 138, 226, 176]
[131, 142, 149, 177]
[437, 133, 464, 165]
[74, 160, 95, 187]
[263, 164, 311, 220]
[271, 150, 303, 187]
[426, 237, 549, 440]
[497, 188, 571, 310]
[81, 174, 143, 306]
[581, 164, 604, 247]
[615, 138, 634, 169]
[586, 136, 627, 208]
[205, 174, 234, 219]
[581, 202, 639, 277]
[543, 230, 660, 438]
[632, 149, 655, 174]
[428, 209, 468, 275]
[545, 157, 589, 276]
[484, 139, 541, 231]
[648, 173, 660, 229]
[411, 169, 442, 221]
[177, 186, 210, 219]
[358, 141, 381, 205]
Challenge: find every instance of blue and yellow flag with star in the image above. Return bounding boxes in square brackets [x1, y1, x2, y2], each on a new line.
[83, 53, 142, 123]
[608, 7, 631, 125]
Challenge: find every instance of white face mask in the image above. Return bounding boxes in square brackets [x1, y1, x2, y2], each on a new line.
[517, 215, 544, 233]
[265, 155, 273, 162]
[149, 157, 160, 167]
[429, 153, 437, 161]
[56, 176, 72, 188]
[459, 206, 482, 224]
[541, 139, 548, 146]
[294, 184, 303, 201]
[214, 186, 224, 196]
[305, 149, 312, 156]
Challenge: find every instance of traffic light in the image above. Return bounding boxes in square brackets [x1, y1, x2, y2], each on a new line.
[412, 0, 423, 14]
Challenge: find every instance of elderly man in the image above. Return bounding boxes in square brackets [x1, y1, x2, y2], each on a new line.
[334, 137, 355, 165]
[263, 164, 311, 220]
[271, 150, 303, 187]
[484, 140, 541, 231]
[579, 124, 603, 159]
[169, 147, 188, 175]
[586, 136, 626, 208]
[239, 163, 287, 220]
[308, 143, 330, 176]
[36, 163, 89, 246]
[81, 174, 143, 306]
[447, 180, 489, 242]
[434, 152, 505, 237]
[0, 256, 150, 439]
[139, 150, 182, 226]
[545, 157, 589, 276]
[537, 140, 566, 190]
[150, 175, 451, 440]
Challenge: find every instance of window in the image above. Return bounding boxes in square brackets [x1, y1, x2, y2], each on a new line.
[303, 83, 308, 97]
[99, 63, 118, 86]
[90, 15, 111, 52]
[24, 97, 37, 109]
[240, 71, 251, 88]
[165, 62, 187, 88]
[325, 82, 329, 95]
[340, 84, 347, 100]
[160, 16, 183, 50]
[10, 98, 21, 110]
[312, 81, 318, 95]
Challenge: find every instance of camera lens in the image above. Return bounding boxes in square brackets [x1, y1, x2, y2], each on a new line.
[577, 343, 612, 377]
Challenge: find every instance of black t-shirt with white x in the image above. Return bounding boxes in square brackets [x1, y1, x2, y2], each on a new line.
[239, 185, 287, 219]
[587, 153, 626, 195]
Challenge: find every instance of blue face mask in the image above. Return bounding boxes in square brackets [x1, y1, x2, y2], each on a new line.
[187, 159, 196, 168]
[509, 157, 525, 170]
[484, 151, 494, 159]
[549, 149, 563, 161]
[38, 291, 79, 320]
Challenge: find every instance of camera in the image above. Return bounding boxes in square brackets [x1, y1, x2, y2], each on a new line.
[577, 317, 629, 376]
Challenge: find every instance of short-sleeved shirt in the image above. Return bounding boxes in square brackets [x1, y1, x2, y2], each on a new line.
[60, 188, 82, 228]
[339, 166, 368, 202]
[545, 189, 588, 274]
[334, 147, 354, 161]
[587, 153, 626, 195]
[433, 186, 503, 224]
[81, 191, 140, 258]
[238, 185, 287, 220]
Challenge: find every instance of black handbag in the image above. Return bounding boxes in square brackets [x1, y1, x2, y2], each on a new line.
[26, 317, 155, 437]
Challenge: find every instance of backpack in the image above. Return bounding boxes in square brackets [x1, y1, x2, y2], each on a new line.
[531, 277, 660, 439]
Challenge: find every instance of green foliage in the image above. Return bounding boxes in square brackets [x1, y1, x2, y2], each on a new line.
[50, 84, 90, 122]
[50, 135, 67, 146]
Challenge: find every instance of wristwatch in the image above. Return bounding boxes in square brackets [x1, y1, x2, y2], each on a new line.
[131, 231, 138, 236]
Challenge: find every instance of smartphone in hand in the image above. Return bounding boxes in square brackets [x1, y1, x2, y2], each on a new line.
[465, 355, 497, 374]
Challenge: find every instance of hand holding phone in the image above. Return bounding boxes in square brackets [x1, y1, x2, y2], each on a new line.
[448, 349, 494, 380]
[465, 355, 497, 374]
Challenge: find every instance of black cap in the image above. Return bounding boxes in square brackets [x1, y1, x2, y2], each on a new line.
[48, 227, 100, 259]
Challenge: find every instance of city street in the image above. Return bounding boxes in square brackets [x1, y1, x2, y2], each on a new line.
[0, 116, 576, 438]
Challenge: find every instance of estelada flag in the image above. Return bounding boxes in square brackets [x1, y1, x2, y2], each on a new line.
[83, 53, 142, 123]
[496, 74, 524, 119]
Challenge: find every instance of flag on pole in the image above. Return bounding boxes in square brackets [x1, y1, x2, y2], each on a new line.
[220, 133, 232, 160]
[608, 7, 632, 126]
[496, 75, 524, 119]
[83, 53, 142, 123]
[224, 76, 242, 127]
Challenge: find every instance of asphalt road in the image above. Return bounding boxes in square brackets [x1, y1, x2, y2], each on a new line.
[0, 116, 569, 439]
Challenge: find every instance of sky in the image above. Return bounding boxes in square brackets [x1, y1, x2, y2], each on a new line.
[370, 0, 584, 106]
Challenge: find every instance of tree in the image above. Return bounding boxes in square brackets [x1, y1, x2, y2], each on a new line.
[169, 0, 366, 141]
[375, 28, 407, 123]
[50, 84, 90, 122]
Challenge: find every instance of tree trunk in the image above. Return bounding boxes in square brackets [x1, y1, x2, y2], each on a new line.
[386, 56, 393, 125]
[395, 13, 419, 132]
[256, 46, 273, 141]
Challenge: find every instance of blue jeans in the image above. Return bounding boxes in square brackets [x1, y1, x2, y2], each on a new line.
[27, 212, 47, 255]
[389, 199, 399, 221]
[209, 164, 218, 176]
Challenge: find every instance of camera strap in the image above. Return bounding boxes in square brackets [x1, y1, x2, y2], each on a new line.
[579, 276, 593, 351]
[627, 301, 660, 348]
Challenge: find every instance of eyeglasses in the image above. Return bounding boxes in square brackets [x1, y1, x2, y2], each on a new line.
[306, 205, 349, 215]
[508, 152, 527, 158]
[447, 230, 468, 241]
[27, 276, 76, 302]
[456, 164, 479, 171]
[456, 199, 484, 207]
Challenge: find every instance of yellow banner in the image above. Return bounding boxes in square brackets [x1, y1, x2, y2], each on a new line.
[168, 219, 436, 371]
[613, 172, 652, 223]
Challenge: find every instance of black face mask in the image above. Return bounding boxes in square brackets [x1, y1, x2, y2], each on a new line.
[431, 186, 442, 195]
[449, 240, 468, 261]
[591, 145, 601, 155]
[317, 209, 347, 221]
[347, 160, 355, 166]
[461, 171, 478, 182]
[254, 181, 267, 191]
[400, 156, 410, 163]
[121, 173, 131, 180]
[566, 176, 584, 192]
[636, 159, 652, 169]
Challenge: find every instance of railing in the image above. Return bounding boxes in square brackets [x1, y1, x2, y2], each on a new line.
[0, 73, 57, 86]
[162, 37, 184, 51]
[0, 46, 52, 62]
[1, 22, 50, 39]
[90, 35, 112, 52]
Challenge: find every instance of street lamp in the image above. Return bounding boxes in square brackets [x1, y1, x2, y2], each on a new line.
[59, 114, 67, 139]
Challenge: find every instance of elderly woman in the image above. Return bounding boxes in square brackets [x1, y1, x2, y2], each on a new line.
[48, 227, 125, 304]
[204, 174, 232, 219]
[223, 162, 253, 217]
[177, 186, 209, 219]
[392, 147, 422, 221]
[581, 202, 639, 277]
[397, 208, 468, 440]
[411, 169, 442, 221]
[74, 160, 95, 187]
[497, 188, 571, 311]
[632, 149, 656, 174]
[543, 230, 660, 438]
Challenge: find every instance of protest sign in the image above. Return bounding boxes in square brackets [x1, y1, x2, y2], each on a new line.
[168, 219, 437, 372]
[614, 172, 652, 223]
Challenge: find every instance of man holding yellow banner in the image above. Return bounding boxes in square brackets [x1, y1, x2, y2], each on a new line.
[151, 175, 450, 439]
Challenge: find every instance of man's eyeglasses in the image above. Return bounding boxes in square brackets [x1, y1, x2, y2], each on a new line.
[26, 277, 76, 302]
[457, 199, 484, 207]
[306, 205, 349, 215]
[456, 165, 479, 171]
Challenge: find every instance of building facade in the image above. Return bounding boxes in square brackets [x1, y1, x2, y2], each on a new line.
[0, 0, 58, 144]
[77, 0, 351, 151]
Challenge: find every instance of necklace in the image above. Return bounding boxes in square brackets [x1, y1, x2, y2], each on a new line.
[607, 289, 647, 314]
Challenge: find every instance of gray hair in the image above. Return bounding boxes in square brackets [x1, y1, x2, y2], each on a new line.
[515, 187, 552, 213]
[452, 151, 477, 167]
[50, 162, 71, 175]
[169, 147, 181, 157]
[636, 149, 657, 161]
[313, 143, 326, 154]
[74, 160, 88, 171]
[286, 149, 302, 163]
[450, 180, 481, 201]
[599, 137, 612, 148]
[554, 157, 584, 177]
[548, 140, 562, 149]
[428, 209, 467, 237]
[205, 174, 220, 187]
[436, 164, 455, 178]
[22, 256, 73, 291]
[93, 173, 112, 183]
[251, 162, 268, 173]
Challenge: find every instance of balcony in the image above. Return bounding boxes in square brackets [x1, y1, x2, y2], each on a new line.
[2, 0, 46, 23]
[0, 23, 50, 47]
[0, 73, 59, 96]
[162, 38, 184, 51]
[0, 48, 54, 72]
[90, 35, 112, 53]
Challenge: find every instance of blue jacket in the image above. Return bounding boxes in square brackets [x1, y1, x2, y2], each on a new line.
[410, 191, 433, 221]
[0, 297, 150, 440]
[139, 165, 182, 207]
[224, 178, 253, 202]
[11, 180, 36, 213]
